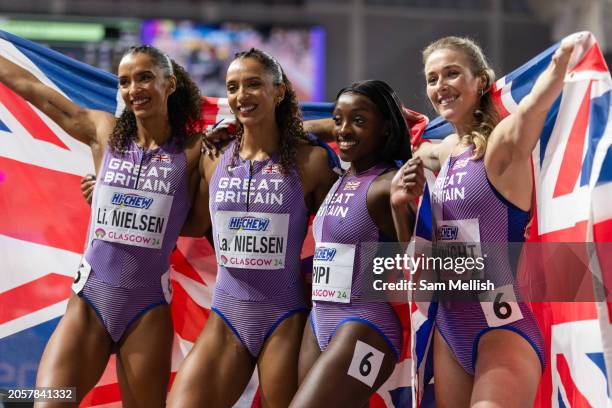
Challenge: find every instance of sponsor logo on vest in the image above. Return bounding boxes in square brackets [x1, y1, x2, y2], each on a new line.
[111, 192, 154, 209]
[228, 216, 270, 231]
[437, 225, 459, 241]
[313, 247, 337, 262]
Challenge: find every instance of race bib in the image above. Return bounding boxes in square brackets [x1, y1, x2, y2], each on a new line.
[161, 269, 172, 303]
[214, 211, 289, 270]
[93, 185, 173, 249]
[435, 218, 482, 260]
[435, 218, 484, 279]
[479, 283, 524, 327]
[72, 257, 91, 294]
[312, 243, 355, 303]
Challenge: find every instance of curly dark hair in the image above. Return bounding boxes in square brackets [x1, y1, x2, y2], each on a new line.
[335, 79, 412, 164]
[229, 48, 313, 174]
[109, 45, 202, 153]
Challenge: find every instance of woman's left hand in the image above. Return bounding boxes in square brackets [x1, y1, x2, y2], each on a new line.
[390, 158, 425, 208]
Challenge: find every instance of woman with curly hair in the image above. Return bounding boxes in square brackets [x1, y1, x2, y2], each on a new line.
[0, 45, 202, 406]
[167, 48, 337, 407]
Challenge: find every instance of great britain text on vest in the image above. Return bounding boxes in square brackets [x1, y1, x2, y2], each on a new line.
[102, 158, 173, 194]
[214, 176, 284, 205]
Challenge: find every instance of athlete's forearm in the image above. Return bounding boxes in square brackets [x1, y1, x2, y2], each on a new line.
[0, 55, 44, 102]
[391, 203, 415, 243]
[304, 118, 334, 143]
[0, 54, 97, 145]
[507, 38, 575, 160]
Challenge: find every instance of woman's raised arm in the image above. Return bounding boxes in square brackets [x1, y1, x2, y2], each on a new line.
[0, 54, 112, 146]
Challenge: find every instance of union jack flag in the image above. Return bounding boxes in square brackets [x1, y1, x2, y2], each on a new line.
[261, 163, 281, 174]
[412, 31, 612, 407]
[151, 153, 172, 163]
[344, 181, 361, 190]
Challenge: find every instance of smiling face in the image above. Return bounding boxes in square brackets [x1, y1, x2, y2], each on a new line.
[332, 92, 387, 164]
[225, 57, 285, 127]
[424, 48, 485, 129]
[117, 52, 176, 120]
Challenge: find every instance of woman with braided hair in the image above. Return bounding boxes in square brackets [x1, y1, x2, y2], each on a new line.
[167, 48, 337, 407]
[0, 45, 203, 406]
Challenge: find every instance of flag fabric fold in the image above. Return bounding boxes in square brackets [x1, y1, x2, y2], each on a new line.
[412, 31, 612, 407]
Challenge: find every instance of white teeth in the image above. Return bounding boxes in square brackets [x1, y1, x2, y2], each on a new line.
[239, 105, 256, 113]
[132, 98, 150, 106]
[439, 96, 457, 105]
[338, 140, 357, 149]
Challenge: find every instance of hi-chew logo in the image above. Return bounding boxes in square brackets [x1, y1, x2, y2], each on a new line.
[314, 247, 337, 262]
[111, 192, 154, 209]
[436, 225, 459, 241]
[228, 216, 270, 231]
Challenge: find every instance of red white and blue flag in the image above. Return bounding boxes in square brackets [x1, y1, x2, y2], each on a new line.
[3, 27, 609, 408]
[0, 29, 411, 407]
[412, 31, 612, 407]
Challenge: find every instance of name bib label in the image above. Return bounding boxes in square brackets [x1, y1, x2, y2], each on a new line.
[72, 257, 91, 294]
[214, 211, 289, 270]
[312, 242, 356, 303]
[93, 185, 173, 249]
[435, 218, 483, 272]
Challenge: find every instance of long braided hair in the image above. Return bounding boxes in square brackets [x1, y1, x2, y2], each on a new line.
[229, 48, 313, 174]
[110, 45, 202, 153]
[423, 36, 499, 160]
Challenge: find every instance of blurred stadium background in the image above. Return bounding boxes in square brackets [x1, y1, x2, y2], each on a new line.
[0, 0, 610, 113]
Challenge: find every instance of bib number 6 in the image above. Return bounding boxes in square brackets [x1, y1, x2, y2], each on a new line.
[347, 341, 384, 387]
[493, 292, 512, 319]
[359, 352, 373, 377]
[479, 284, 523, 327]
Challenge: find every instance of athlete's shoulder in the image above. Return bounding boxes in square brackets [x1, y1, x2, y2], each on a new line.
[296, 141, 328, 161]
[370, 167, 396, 199]
[183, 133, 202, 161]
[435, 134, 460, 164]
[296, 143, 334, 176]
[375, 167, 398, 182]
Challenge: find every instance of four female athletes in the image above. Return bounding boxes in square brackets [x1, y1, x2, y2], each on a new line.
[2, 30, 578, 407]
